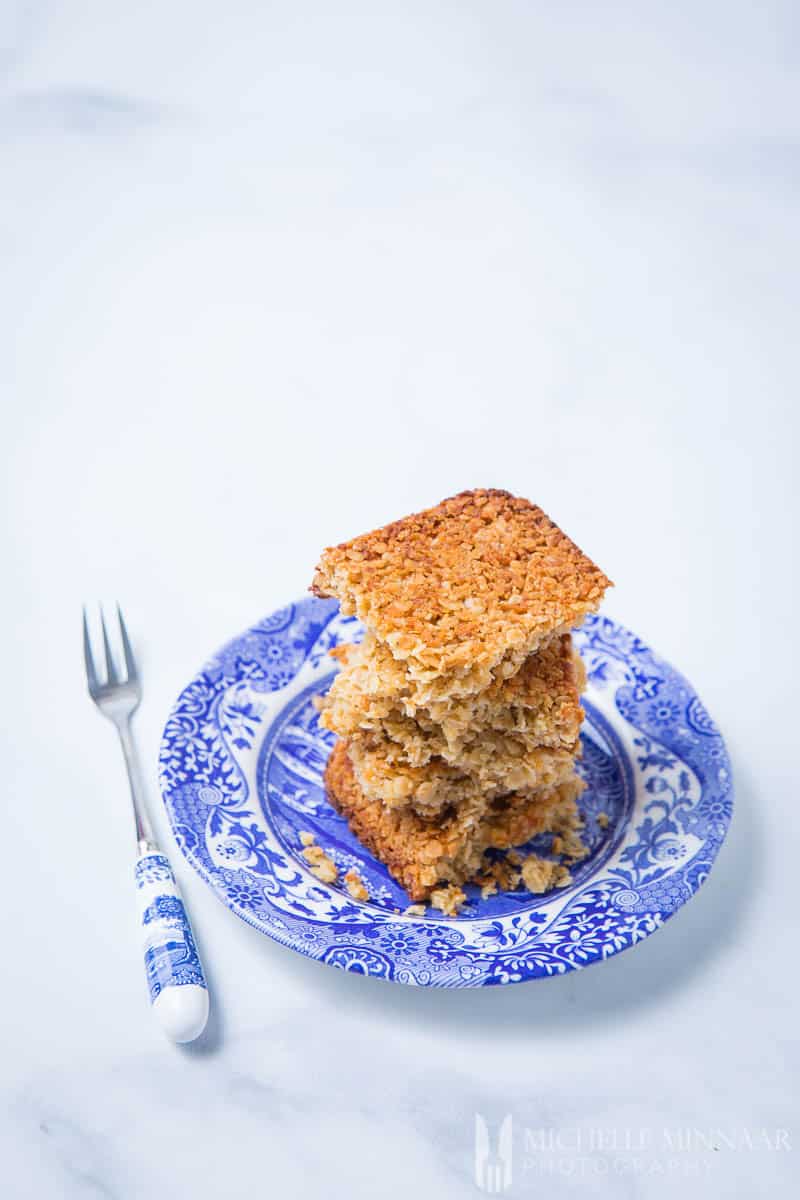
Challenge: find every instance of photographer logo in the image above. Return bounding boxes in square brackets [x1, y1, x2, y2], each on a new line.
[475, 1114, 513, 1193]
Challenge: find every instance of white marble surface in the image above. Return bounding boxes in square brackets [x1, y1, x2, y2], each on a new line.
[1, 3, 798, 1196]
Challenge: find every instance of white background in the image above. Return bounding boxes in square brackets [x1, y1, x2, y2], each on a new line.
[1, 3, 797, 1196]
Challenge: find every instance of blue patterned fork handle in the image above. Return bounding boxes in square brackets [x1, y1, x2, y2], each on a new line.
[135, 853, 209, 1042]
[83, 605, 209, 1043]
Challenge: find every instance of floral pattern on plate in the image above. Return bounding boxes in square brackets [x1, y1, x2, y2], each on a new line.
[159, 599, 733, 986]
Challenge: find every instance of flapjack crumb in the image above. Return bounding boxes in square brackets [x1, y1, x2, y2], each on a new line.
[597, 811, 610, 829]
[430, 884, 467, 917]
[520, 853, 574, 893]
[474, 858, 523, 894]
[343, 868, 370, 902]
[550, 804, 589, 863]
[301, 843, 339, 885]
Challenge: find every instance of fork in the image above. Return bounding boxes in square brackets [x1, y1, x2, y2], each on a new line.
[83, 604, 209, 1043]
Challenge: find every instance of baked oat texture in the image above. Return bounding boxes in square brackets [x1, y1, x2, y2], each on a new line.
[429, 884, 467, 917]
[324, 739, 586, 901]
[312, 489, 611, 697]
[319, 633, 585, 756]
[520, 854, 572, 893]
[301, 842, 339, 885]
[347, 732, 580, 814]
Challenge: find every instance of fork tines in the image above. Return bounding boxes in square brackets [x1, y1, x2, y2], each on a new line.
[82, 604, 139, 697]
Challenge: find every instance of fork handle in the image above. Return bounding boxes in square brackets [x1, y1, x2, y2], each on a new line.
[135, 852, 209, 1043]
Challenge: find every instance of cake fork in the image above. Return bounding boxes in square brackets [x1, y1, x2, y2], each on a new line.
[83, 604, 209, 1043]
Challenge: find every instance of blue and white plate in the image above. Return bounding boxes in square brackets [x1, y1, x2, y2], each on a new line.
[159, 599, 733, 987]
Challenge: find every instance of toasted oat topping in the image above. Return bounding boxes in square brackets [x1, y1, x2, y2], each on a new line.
[312, 489, 611, 691]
